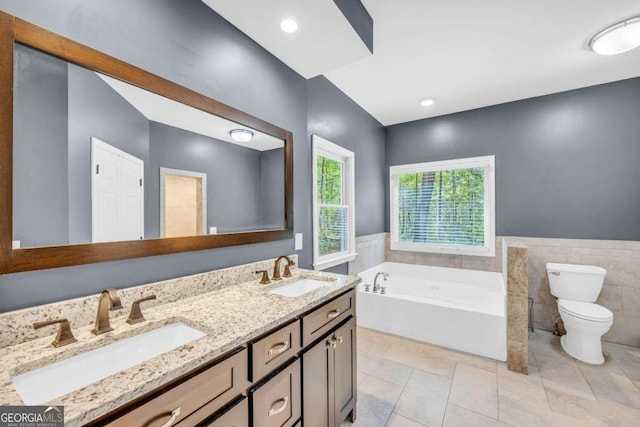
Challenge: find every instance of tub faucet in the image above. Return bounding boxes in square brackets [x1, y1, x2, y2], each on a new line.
[373, 272, 389, 293]
[91, 288, 122, 335]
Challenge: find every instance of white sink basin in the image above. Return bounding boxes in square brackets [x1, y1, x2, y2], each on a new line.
[268, 278, 331, 297]
[13, 322, 205, 405]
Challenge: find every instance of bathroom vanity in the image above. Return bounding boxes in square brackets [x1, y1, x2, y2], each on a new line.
[91, 289, 356, 427]
[0, 260, 359, 426]
[0, 12, 358, 426]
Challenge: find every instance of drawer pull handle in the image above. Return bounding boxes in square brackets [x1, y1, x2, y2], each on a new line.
[268, 395, 289, 417]
[327, 308, 340, 319]
[268, 340, 290, 356]
[160, 407, 181, 427]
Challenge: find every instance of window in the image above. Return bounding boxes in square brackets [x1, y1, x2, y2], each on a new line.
[312, 135, 356, 270]
[390, 155, 495, 256]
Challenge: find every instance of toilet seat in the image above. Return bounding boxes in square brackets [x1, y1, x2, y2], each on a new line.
[558, 299, 613, 322]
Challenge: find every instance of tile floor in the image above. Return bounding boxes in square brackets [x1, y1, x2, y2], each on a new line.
[341, 327, 640, 427]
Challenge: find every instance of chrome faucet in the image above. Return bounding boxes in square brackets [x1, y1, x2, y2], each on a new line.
[373, 272, 389, 293]
[272, 255, 295, 280]
[91, 288, 123, 335]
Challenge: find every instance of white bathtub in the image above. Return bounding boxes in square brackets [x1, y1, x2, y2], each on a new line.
[357, 262, 506, 361]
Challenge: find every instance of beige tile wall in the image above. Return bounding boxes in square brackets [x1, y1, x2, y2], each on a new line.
[352, 233, 640, 347]
[503, 239, 528, 374]
[385, 235, 504, 273]
[348, 233, 386, 274]
[522, 237, 640, 347]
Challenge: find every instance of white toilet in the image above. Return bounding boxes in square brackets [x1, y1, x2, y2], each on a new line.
[546, 263, 613, 364]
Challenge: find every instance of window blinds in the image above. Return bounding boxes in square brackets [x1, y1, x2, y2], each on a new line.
[397, 168, 485, 247]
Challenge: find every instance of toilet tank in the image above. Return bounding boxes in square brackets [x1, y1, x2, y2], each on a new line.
[546, 263, 607, 302]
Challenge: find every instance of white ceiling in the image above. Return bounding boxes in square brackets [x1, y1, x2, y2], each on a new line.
[97, 74, 284, 151]
[202, 0, 371, 78]
[204, 0, 640, 126]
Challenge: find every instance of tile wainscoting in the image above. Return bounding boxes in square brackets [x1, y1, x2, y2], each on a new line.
[350, 234, 640, 348]
[523, 237, 640, 347]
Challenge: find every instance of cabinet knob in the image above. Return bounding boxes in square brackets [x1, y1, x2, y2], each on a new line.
[326, 338, 338, 349]
[267, 340, 290, 356]
[268, 395, 289, 417]
[327, 308, 340, 319]
[159, 407, 181, 427]
[336, 335, 344, 345]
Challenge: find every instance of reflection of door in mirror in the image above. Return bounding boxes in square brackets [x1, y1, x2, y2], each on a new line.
[160, 168, 207, 238]
[91, 138, 144, 243]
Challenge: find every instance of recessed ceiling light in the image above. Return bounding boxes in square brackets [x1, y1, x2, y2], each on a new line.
[230, 129, 254, 143]
[280, 19, 298, 33]
[589, 16, 640, 55]
[419, 98, 435, 107]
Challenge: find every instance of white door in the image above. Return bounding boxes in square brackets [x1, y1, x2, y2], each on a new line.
[91, 137, 144, 243]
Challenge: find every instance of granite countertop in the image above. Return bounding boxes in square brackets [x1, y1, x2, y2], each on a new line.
[0, 268, 359, 426]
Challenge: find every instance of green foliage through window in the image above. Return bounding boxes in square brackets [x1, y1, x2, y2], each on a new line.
[398, 168, 485, 246]
[317, 156, 343, 204]
[317, 155, 346, 256]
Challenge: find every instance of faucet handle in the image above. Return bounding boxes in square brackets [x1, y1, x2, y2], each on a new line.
[283, 259, 295, 278]
[255, 270, 271, 284]
[33, 318, 77, 348]
[126, 295, 157, 325]
[364, 284, 371, 292]
[380, 286, 387, 295]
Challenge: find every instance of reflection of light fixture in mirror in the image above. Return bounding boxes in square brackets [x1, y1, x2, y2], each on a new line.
[419, 97, 435, 107]
[589, 16, 640, 55]
[280, 19, 298, 33]
[229, 129, 254, 142]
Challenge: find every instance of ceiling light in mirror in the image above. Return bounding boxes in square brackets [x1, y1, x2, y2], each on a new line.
[280, 19, 298, 33]
[589, 16, 640, 55]
[230, 129, 254, 142]
[419, 97, 435, 107]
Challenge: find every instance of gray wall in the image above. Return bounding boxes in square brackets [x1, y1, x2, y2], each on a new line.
[385, 77, 640, 241]
[260, 148, 286, 229]
[149, 122, 282, 235]
[0, 0, 308, 312]
[68, 63, 151, 243]
[307, 76, 387, 274]
[13, 44, 69, 247]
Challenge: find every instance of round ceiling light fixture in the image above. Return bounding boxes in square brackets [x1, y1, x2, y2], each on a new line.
[419, 97, 435, 107]
[280, 19, 299, 33]
[589, 16, 640, 55]
[229, 129, 254, 143]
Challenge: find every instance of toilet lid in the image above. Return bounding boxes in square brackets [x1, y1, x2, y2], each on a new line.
[558, 299, 613, 321]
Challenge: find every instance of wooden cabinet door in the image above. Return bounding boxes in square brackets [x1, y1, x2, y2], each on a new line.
[196, 396, 248, 427]
[251, 359, 301, 427]
[332, 318, 356, 425]
[301, 335, 332, 427]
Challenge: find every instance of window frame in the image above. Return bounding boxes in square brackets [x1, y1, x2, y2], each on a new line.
[389, 155, 496, 257]
[312, 135, 356, 270]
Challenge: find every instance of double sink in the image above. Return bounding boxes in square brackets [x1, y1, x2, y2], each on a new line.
[11, 277, 331, 405]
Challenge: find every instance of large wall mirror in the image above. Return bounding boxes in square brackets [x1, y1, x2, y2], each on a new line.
[0, 12, 293, 273]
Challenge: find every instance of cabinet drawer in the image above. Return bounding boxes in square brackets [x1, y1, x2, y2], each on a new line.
[194, 396, 248, 427]
[251, 359, 301, 427]
[105, 348, 247, 427]
[302, 290, 355, 347]
[250, 320, 300, 382]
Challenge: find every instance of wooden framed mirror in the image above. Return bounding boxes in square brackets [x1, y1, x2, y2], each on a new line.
[0, 12, 293, 273]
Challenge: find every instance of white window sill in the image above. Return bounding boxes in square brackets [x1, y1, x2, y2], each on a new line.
[313, 252, 358, 271]
[390, 241, 495, 257]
